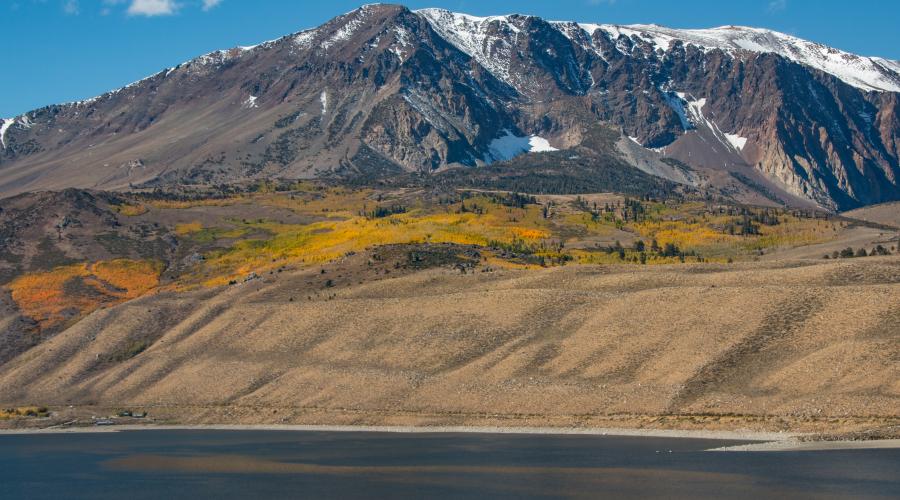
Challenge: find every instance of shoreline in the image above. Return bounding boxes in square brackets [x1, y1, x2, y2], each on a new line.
[711, 439, 900, 452]
[3, 423, 899, 451]
[0, 423, 803, 441]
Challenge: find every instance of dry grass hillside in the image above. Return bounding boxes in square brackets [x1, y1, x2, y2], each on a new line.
[1, 251, 897, 435]
[843, 202, 900, 229]
[1, 186, 898, 435]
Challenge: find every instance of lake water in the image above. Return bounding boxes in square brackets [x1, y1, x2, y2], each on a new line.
[0, 430, 897, 499]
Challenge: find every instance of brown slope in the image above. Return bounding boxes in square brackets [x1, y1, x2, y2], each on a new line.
[0, 5, 517, 196]
[843, 201, 900, 229]
[1, 256, 897, 433]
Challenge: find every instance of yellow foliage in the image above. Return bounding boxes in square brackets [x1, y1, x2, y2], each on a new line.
[633, 220, 737, 249]
[562, 213, 619, 236]
[175, 221, 203, 235]
[745, 217, 836, 250]
[629, 211, 841, 260]
[115, 203, 148, 216]
[512, 227, 550, 240]
[190, 210, 550, 286]
[0, 406, 49, 420]
[570, 249, 715, 265]
[90, 260, 163, 299]
[155, 191, 846, 287]
[146, 197, 244, 209]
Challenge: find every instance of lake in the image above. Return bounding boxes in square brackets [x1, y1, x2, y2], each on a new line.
[0, 430, 897, 499]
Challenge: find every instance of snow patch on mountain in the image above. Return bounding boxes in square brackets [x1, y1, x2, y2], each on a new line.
[323, 8, 370, 50]
[873, 57, 900, 76]
[320, 91, 328, 115]
[526, 136, 557, 152]
[192, 49, 243, 68]
[724, 133, 748, 151]
[243, 96, 258, 109]
[675, 92, 749, 153]
[0, 118, 14, 149]
[590, 24, 676, 53]
[0, 115, 34, 150]
[553, 22, 610, 62]
[17, 115, 33, 130]
[662, 92, 693, 130]
[679, 93, 708, 125]
[294, 29, 318, 49]
[485, 130, 558, 162]
[391, 27, 413, 60]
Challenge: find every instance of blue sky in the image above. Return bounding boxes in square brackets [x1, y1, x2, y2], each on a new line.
[2, 0, 898, 117]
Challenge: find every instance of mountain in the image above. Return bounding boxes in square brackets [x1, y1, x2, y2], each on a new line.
[1, 3, 899, 210]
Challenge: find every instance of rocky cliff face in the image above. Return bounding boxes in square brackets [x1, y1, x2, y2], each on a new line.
[1, 4, 898, 210]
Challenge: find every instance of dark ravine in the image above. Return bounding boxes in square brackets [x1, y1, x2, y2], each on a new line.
[0, 4, 898, 210]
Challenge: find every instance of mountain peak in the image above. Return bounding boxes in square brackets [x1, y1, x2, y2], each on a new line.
[0, 5, 898, 210]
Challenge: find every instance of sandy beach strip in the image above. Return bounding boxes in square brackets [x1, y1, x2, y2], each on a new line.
[0, 423, 795, 441]
[710, 439, 900, 452]
[4, 424, 898, 450]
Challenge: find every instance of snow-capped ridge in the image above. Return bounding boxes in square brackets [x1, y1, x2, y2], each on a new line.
[562, 22, 900, 92]
[416, 8, 525, 25]
[60, 41, 267, 111]
[419, 8, 900, 92]
[323, 8, 370, 50]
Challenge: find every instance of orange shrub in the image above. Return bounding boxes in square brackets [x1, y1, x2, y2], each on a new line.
[8, 260, 162, 329]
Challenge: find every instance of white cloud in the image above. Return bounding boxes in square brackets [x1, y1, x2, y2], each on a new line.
[127, 0, 178, 16]
[63, 0, 79, 15]
[202, 0, 221, 11]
